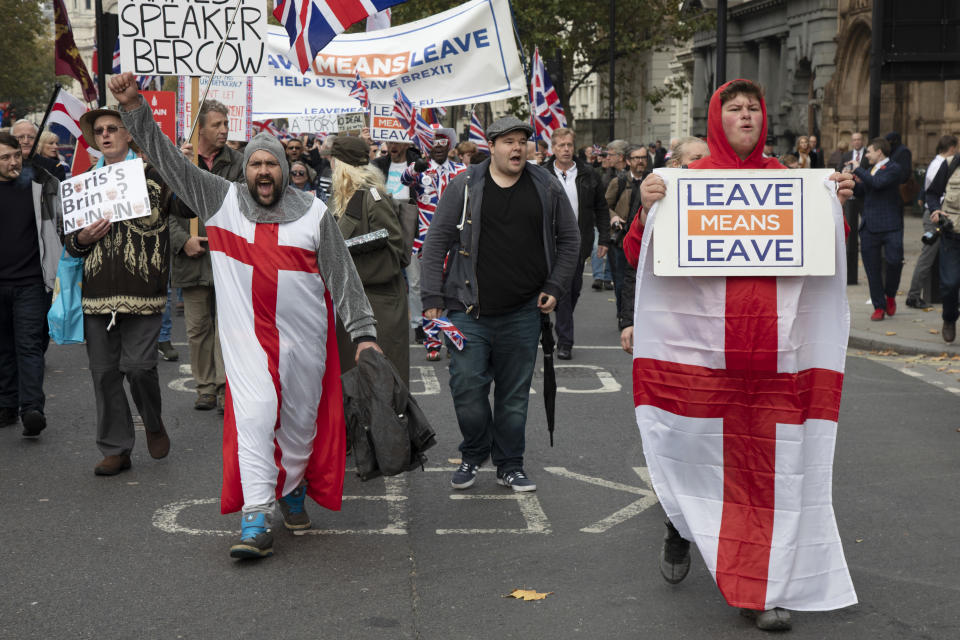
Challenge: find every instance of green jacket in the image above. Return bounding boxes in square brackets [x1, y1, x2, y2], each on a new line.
[168, 144, 243, 288]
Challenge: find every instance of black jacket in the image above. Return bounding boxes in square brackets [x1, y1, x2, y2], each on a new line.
[373, 146, 422, 188]
[342, 348, 436, 481]
[542, 156, 610, 262]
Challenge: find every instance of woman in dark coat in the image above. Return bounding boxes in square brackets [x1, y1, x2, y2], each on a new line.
[328, 136, 409, 386]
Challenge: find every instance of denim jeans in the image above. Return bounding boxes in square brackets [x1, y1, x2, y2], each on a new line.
[447, 298, 541, 473]
[590, 229, 610, 281]
[940, 233, 960, 323]
[0, 283, 51, 414]
[159, 285, 173, 343]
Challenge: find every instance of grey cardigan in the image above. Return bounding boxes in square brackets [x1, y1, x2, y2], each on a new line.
[420, 159, 581, 316]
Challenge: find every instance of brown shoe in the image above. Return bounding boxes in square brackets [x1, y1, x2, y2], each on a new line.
[94, 454, 131, 476]
[194, 393, 217, 411]
[145, 426, 170, 459]
[944, 321, 956, 343]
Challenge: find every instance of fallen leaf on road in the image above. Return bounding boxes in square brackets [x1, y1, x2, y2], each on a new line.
[855, 539, 864, 543]
[875, 349, 898, 356]
[938, 366, 948, 371]
[885, 331, 897, 336]
[948, 369, 960, 374]
[505, 589, 553, 601]
[923, 307, 934, 312]
[930, 329, 940, 334]
[448, 458, 462, 465]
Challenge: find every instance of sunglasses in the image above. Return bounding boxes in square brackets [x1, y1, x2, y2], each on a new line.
[629, 155, 648, 161]
[432, 138, 449, 147]
[94, 125, 125, 136]
[290, 170, 306, 176]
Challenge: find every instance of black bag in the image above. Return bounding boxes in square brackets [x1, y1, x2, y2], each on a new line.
[342, 348, 437, 480]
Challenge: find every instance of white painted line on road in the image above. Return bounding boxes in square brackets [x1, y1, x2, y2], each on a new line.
[543, 467, 660, 533]
[554, 364, 622, 393]
[409, 366, 441, 396]
[947, 387, 960, 394]
[436, 493, 550, 535]
[152, 498, 231, 536]
[900, 369, 925, 377]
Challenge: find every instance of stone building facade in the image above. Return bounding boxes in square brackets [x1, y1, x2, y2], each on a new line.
[822, 0, 960, 165]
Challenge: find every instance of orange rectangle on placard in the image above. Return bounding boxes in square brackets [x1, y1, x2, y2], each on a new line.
[373, 116, 401, 128]
[687, 209, 793, 235]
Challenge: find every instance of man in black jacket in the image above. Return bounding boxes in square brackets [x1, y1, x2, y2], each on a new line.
[543, 127, 609, 359]
[420, 116, 580, 493]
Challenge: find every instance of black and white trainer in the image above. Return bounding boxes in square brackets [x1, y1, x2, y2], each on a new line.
[450, 461, 480, 489]
[497, 469, 536, 492]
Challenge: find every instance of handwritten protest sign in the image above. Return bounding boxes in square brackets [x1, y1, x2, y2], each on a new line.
[370, 103, 412, 143]
[177, 76, 253, 141]
[651, 169, 837, 276]
[287, 115, 339, 135]
[118, 0, 267, 76]
[60, 159, 151, 234]
[253, 0, 524, 118]
[337, 112, 367, 132]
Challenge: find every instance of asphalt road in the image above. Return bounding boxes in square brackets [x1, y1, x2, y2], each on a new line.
[2, 287, 958, 639]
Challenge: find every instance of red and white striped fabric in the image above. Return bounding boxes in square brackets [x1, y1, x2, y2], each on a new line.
[48, 88, 102, 174]
[468, 111, 489, 153]
[631, 187, 857, 611]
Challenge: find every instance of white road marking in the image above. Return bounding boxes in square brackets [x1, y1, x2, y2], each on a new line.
[543, 467, 659, 533]
[167, 364, 196, 393]
[409, 366, 441, 396]
[436, 493, 550, 535]
[901, 369, 924, 377]
[554, 364, 622, 393]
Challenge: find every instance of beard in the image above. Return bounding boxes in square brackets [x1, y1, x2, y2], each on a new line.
[247, 178, 283, 207]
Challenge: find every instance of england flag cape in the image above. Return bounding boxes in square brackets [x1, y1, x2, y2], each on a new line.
[631, 188, 857, 611]
[210, 186, 346, 514]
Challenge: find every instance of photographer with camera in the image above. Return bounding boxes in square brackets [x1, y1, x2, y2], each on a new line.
[605, 144, 650, 322]
[924, 140, 960, 341]
[852, 137, 905, 321]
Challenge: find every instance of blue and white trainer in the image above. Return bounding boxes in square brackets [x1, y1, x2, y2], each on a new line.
[450, 461, 480, 489]
[229, 512, 274, 559]
[278, 486, 311, 531]
[497, 469, 536, 492]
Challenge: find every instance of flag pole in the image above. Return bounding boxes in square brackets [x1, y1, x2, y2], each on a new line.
[505, 0, 533, 116]
[28, 83, 63, 160]
[183, 0, 245, 144]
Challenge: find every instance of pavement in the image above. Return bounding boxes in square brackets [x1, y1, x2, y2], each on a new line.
[847, 210, 958, 356]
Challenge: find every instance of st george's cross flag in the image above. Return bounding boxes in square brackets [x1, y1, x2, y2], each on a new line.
[630, 186, 857, 612]
[47, 88, 102, 175]
[274, 0, 410, 74]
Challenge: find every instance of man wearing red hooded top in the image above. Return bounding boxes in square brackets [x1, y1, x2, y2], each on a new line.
[622, 80, 857, 632]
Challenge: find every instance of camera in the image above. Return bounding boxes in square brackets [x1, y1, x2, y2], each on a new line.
[922, 213, 954, 245]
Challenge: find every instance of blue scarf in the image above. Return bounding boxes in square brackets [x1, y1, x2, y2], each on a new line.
[94, 148, 137, 169]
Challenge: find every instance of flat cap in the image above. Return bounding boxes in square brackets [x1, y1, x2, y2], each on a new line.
[485, 116, 533, 142]
[331, 135, 370, 166]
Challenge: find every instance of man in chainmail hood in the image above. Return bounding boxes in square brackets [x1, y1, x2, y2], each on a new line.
[109, 72, 381, 560]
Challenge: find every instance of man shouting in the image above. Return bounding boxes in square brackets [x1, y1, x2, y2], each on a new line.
[108, 73, 380, 560]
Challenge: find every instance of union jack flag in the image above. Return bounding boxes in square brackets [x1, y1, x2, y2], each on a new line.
[253, 120, 284, 138]
[392, 87, 416, 137]
[348, 71, 370, 109]
[422, 317, 466, 351]
[273, 0, 410, 74]
[468, 111, 489, 153]
[112, 39, 121, 74]
[412, 112, 435, 153]
[530, 46, 567, 152]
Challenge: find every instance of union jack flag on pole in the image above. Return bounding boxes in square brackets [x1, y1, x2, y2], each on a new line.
[412, 112, 434, 153]
[530, 46, 567, 152]
[349, 72, 370, 109]
[468, 111, 489, 153]
[274, 0, 411, 74]
[392, 87, 416, 137]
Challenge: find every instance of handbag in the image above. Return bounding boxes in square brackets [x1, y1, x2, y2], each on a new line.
[47, 248, 84, 345]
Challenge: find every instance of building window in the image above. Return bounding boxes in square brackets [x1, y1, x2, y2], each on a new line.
[86, 0, 91, 9]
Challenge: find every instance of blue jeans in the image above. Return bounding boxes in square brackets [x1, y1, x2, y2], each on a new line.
[159, 285, 173, 343]
[447, 298, 541, 473]
[591, 229, 610, 281]
[0, 283, 51, 414]
[940, 233, 960, 323]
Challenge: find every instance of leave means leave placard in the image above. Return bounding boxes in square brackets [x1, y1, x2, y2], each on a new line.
[60, 159, 151, 233]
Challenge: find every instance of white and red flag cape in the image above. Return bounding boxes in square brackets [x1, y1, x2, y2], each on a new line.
[631, 191, 857, 611]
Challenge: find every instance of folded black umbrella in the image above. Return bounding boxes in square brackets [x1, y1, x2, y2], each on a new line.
[539, 311, 557, 446]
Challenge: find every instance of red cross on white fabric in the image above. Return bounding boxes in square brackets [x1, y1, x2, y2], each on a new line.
[207, 222, 320, 492]
[632, 276, 844, 609]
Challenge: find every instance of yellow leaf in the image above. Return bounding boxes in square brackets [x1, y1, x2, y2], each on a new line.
[930, 329, 940, 334]
[448, 458, 462, 465]
[885, 331, 897, 336]
[506, 589, 553, 601]
[947, 369, 960, 374]
[923, 307, 934, 312]
[855, 538, 864, 543]
[937, 366, 948, 371]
